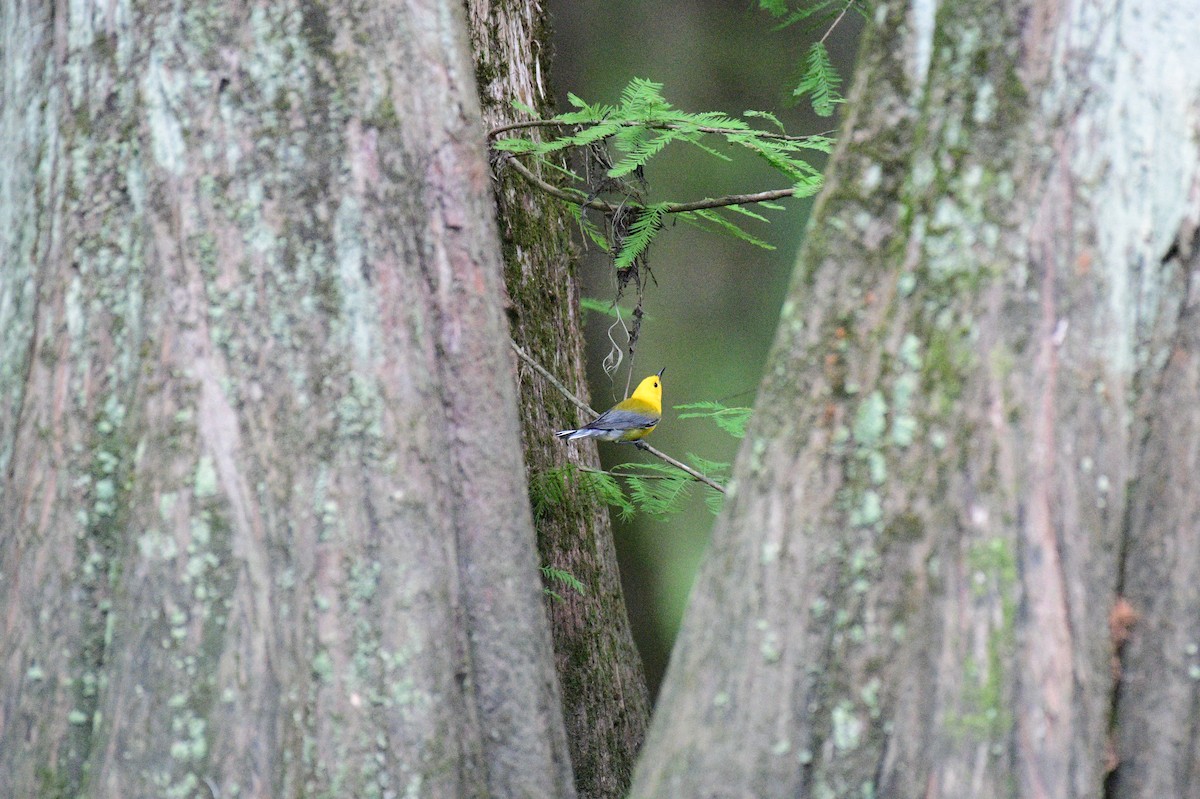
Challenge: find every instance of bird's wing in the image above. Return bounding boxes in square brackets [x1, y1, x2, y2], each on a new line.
[585, 407, 659, 431]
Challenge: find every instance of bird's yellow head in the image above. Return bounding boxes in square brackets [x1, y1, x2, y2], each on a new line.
[629, 368, 665, 411]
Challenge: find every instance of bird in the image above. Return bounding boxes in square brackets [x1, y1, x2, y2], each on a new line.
[556, 368, 665, 445]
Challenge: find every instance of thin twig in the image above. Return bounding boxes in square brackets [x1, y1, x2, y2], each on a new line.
[499, 154, 797, 215]
[660, 188, 798, 214]
[820, 0, 855, 45]
[632, 441, 726, 494]
[510, 341, 727, 494]
[511, 340, 593, 416]
[501, 155, 614, 211]
[580, 467, 689, 482]
[487, 118, 818, 143]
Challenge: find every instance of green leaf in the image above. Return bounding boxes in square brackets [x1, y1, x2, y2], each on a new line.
[613, 462, 692, 519]
[613, 203, 668, 270]
[725, 204, 771, 223]
[540, 565, 586, 597]
[768, 0, 841, 31]
[579, 297, 617, 317]
[685, 453, 732, 478]
[744, 109, 785, 132]
[487, 76, 838, 267]
[579, 298, 651, 320]
[609, 129, 678, 177]
[759, 0, 790, 15]
[682, 134, 734, 162]
[565, 203, 611, 250]
[511, 98, 538, 116]
[797, 134, 835, 153]
[676, 401, 754, 438]
[685, 208, 776, 251]
[531, 465, 634, 520]
[792, 175, 824, 198]
[490, 137, 542, 154]
[795, 41, 843, 117]
[620, 78, 671, 117]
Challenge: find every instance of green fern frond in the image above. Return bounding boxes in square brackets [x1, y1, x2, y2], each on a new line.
[688, 111, 751, 130]
[609, 129, 679, 177]
[562, 120, 624, 149]
[682, 209, 776, 251]
[579, 468, 633, 516]
[579, 297, 617, 317]
[744, 109, 786, 132]
[764, 0, 842, 31]
[792, 174, 825, 198]
[676, 401, 754, 438]
[564, 92, 619, 120]
[490, 137, 542, 155]
[729, 133, 821, 183]
[578, 298, 651, 320]
[613, 79, 676, 125]
[564, 203, 611, 249]
[681, 134, 734, 162]
[540, 565, 586, 601]
[489, 75, 839, 270]
[614, 462, 692, 518]
[511, 98, 538, 116]
[531, 465, 634, 520]
[724, 204, 771, 223]
[795, 41, 843, 117]
[614, 203, 668, 270]
[796, 134, 835, 153]
[569, 469, 634, 519]
[685, 453, 731, 475]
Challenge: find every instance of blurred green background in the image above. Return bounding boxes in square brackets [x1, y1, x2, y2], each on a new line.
[545, 0, 861, 696]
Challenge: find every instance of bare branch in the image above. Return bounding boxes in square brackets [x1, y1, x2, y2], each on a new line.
[487, 117, 818, 143]
[497, 153, 798, 216]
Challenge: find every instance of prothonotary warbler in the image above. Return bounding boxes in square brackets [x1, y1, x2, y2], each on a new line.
[556, 368, 665, 444]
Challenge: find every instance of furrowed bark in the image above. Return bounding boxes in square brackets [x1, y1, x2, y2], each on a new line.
[466, 2, 651, 796]
[630, 1, 1200, 797]
[0, 0, 572, 796]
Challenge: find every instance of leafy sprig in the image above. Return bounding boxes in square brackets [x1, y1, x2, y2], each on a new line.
[675, 401, 754, 439]
[796, 41, 843, 117]
[759, 0, 867, 116]
[531, 463, 632, 520]
[532, 457, 731, 523]
[540, 565, 587, 602]
[489, 79, 831, 270]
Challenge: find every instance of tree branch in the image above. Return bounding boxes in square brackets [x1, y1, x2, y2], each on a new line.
[497, 153, 798, 216]
[487, 117, 820, 143]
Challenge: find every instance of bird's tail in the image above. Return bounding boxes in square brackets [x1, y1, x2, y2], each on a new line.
[554, 428, 591, 440]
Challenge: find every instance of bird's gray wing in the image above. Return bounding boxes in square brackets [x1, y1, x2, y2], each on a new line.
[584, 407, 659, 431]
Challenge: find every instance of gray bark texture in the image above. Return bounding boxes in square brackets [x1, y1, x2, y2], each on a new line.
[466, 2, 652, 797]
[0, 1, 574, 797]
[630, 1, 1200, 798]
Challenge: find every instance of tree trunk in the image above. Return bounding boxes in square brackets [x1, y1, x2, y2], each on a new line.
[466, 3, 652, 797]
[631, 1, 1200, 797]
[0, 1, 573, 797]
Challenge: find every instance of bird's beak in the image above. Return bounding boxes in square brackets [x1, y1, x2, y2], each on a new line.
[657, 367, 666, 377]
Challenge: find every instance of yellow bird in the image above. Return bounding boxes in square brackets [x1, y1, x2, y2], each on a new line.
[556, 368, 665, 444]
